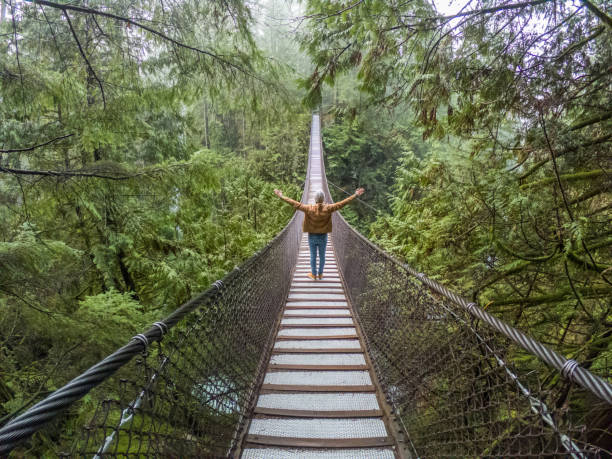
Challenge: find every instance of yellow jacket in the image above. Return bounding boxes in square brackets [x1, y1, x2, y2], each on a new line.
[280, 193, 358, 233]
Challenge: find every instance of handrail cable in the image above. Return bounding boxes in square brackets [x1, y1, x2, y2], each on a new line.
[316, 115, 611, 457]
[320, 151, 612, 405]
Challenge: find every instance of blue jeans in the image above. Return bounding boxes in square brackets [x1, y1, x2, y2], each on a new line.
[308, 233, 328, 276]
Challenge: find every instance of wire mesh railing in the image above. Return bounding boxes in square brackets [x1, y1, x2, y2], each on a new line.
[314, 122, 612, 457]
[332, 226, 612, 457]
[0, 215, 303, 457]
[0, 124, 317, 457]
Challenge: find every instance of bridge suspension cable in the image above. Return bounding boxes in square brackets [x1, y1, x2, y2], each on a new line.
[0, 113, 610, 457]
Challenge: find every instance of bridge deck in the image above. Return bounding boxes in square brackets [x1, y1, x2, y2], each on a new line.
[240, 116, 398, 458]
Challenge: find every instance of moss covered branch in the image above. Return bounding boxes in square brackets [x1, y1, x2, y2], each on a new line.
[520, 169, 610, 190]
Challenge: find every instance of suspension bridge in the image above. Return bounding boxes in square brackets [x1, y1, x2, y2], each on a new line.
[0, 114, 610, 457]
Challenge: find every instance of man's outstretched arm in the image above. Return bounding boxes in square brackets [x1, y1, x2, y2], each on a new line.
[327, 187, 365, 212]
[274, 189, 309, 211]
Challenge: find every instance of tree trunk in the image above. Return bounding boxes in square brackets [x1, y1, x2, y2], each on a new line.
[246, 176, 250, 220]
[117, 248, 139, 299]
[75, 205, 112, 293]
[203, 100, 210, 148]
[242, 109, 246, 148]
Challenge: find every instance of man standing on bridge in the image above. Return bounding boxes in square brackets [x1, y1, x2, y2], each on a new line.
[274, 187, 365, 280]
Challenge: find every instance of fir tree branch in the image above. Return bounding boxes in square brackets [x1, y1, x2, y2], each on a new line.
[491, 286, 612, 306]
[518, 134, 611, 181]
[520, 169, 610, 189]
[31, 0, 255, 78]
[390, 0, 553, 29]
[580, 0, 612, 29]
[10, 1, 26, 114]
[540, 112, 573, 220]
[568, 183, 612, 206]
[436, 0, 553, 21]
[0, 165, 144, 180]
[63, 10, 106, 109]
[554, 25, 605, 61]
[0, 342, 81, 424]
[569, 111, 612, 131]
[315, 0, 364, 20]
[0, 134, 74, 153]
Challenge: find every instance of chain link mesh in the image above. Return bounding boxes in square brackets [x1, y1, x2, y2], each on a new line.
[74, 218, 302, 457]
[332, 223, 611, 457]
[0, 212, 302, 457]
[319, 150, 612, 457]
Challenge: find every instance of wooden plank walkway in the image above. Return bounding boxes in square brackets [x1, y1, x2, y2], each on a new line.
[240, 115, 399, 458]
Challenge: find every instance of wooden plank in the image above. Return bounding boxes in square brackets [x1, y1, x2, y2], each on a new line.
[289, 289, 344, 293]
[295, 270, 338, 273]
[296, 264, 338, 268]
[245, 435, 394, 448]
[272, 348, 363, 354]
[260, 384, 375, 392]
[283, 314, 352, 319]
[291, 280, 342, 288]
[291, 279, 340, 283]
[269, 364, 369, 370]
[253, 407, 383, 418]
[286, 299, 345, 304]
[291, 279, 341, 283]
[296, 268, 338, 271]
[297, 260, 337, 263]
[290, 287, 343, 290]
[276, 335, 358, 340]
[291, 281, 342, 284]
[285, 300, 348, 304]
[295, 259, 336, 262]
[279, 324, 355, 328]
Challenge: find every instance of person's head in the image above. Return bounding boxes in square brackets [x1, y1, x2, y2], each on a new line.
[314, 190, 325, 204]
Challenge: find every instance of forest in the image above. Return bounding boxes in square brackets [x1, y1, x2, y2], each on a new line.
[1, 0, 611, 455]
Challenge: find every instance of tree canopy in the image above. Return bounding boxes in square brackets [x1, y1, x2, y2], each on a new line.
[300, 0, 611, 376]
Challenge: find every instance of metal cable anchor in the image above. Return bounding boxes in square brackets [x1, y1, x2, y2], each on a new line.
[153, 321, 168, 337]
[131, 333, 149, 350]
[561, 359, 580, 382]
